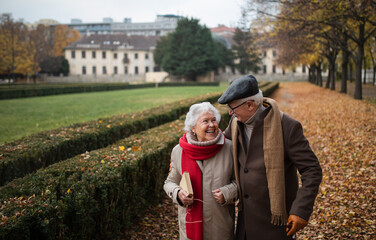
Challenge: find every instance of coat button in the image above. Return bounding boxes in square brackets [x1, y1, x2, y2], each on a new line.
[244, 168, 248, 173]
[244, 194, 249, 199]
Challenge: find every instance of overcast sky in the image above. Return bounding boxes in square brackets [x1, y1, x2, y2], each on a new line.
[0, 0, 246, 28]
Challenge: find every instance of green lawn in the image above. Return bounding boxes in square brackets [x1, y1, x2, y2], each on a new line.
[0, 84, 228, 144]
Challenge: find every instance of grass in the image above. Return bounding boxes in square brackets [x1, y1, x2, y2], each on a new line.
[0, 84, 229, 144]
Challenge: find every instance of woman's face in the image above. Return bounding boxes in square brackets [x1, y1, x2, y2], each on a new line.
[192, 111, 219, 142]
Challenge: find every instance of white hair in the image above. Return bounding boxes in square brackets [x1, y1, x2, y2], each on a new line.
[237, 90, 264, 107]
[184, 102, 221, 132]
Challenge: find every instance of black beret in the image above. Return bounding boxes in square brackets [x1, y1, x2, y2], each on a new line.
[218, 75, 259, 104]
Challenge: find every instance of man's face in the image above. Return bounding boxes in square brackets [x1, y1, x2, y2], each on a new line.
[227, 100, 256, 123]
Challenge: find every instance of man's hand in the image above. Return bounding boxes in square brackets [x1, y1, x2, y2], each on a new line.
[178, 189, 194, 207]
[286, 214, 308, 236]
[212, 189, 225, 205]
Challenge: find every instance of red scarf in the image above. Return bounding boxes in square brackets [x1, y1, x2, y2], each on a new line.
[179, 133, 224, 240]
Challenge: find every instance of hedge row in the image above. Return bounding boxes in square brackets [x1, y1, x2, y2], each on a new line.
[0, 82, 278, 187]
[0, 82, 279, 239]
[0, 92, 223, 186]
[0, 82, 220, 99]
[0, 104, 231, 240]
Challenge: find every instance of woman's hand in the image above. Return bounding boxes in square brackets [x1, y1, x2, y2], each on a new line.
[178, 189, 194, 207]
[212, 189, 225, 205]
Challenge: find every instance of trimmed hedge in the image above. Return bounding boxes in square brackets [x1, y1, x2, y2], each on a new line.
[0, 92, 223, 186]
[0, 105, 231, 240]
[0, 82, 279, 239]
[0, 82, 220, 99]
[0, 82, 278, 187]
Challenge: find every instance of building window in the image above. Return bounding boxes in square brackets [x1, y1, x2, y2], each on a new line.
[135, 66, 138, 74]
[114, 53, 117, 59]
[71, 51, 75, 59]
[272, 50, 277, 57]
[114, 66, 118, 74]
[92, 66, 96, 74]
[302, 65, 306, 73]
[92, 51, 96, 59]
[145, 53, 149, 59]
[82, 51, 86, 59]
[103, 66, 107, 74]
[263, 65, 267, 74]
[82, 66, 86, 75]
[135, 53, 138, 59]
[102, 51, 106, 59]
[272, 65, 276, 73]
[123, 53, 129, 64]
[264, 51, 267, 57]
[124, 66, 128, 74]
[145, 66, 149, 73]
[292, 68, 296, 73]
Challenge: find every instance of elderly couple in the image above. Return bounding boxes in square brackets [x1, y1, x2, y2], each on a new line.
[164, 75, 322, 240]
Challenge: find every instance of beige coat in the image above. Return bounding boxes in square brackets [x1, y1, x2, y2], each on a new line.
[164, 134, 237, 240]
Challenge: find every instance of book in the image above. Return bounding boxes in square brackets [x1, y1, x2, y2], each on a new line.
[180, 172, 193, 197]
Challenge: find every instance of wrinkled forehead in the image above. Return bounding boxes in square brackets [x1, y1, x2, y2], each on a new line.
[228, 97, 247, 107]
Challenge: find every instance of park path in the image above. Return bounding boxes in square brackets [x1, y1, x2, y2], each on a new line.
[122, 82, 376, 239]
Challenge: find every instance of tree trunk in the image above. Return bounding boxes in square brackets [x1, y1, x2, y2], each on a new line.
[349, 63, 353, 83]
[354, 23, 365, 100]
[340, 48, 349, 93]
[308, 66, 313, 83]
[326, 69, 331, 88]
[318, 62, 323, 86]
[330, 62, 336, 90]
[363, 58, 367, 84]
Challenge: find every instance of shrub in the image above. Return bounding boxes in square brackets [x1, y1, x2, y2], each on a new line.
[0, 106, 230, 239]
[0, 92, 222, 186]
[0, 82, 219, 99]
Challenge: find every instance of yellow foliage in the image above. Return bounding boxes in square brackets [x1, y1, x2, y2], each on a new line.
[52, 25, 81, 56]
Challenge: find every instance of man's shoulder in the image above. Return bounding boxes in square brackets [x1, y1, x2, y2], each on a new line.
[281, 112, 300, 125]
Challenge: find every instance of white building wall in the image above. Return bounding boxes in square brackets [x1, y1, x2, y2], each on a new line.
[65, 49, 155, 76]
[260, 48, 308, 76]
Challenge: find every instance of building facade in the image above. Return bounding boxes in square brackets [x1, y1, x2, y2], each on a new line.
[64, 14, 182, 36]
[64, 34, 159, 78]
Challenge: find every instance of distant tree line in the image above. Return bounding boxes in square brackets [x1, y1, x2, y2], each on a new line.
[153, 17, 261, 81]
[0, 13, 80, 82]
[248, 0, 376, 100]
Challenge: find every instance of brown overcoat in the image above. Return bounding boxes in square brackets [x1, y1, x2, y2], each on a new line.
[224, 104, 322, 240]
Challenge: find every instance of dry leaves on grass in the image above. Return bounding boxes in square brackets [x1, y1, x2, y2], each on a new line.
[273, 82, 376, 239]
[124, 82, 375, 239]
[120, 197, 179, 240]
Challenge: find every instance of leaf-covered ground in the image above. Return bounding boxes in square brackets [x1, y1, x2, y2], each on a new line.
[122, 82, 376, 239]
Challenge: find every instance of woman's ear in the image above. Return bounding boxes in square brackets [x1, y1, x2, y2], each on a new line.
[191, 127, 195, 135]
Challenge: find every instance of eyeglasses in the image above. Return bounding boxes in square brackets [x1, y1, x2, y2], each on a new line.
[227, 101, 247, 111]
[227, 100, 254, 111]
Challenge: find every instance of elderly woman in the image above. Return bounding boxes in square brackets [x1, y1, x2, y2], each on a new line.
[164, 102, 237, 240]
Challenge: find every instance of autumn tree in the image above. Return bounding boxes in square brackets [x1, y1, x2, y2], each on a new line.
[0, 14, 35, 80]
[52, 24, 81, 56]
[247, 0, 376, 99]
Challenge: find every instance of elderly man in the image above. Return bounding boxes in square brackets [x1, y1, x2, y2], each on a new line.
[218, 75, 322, 240]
